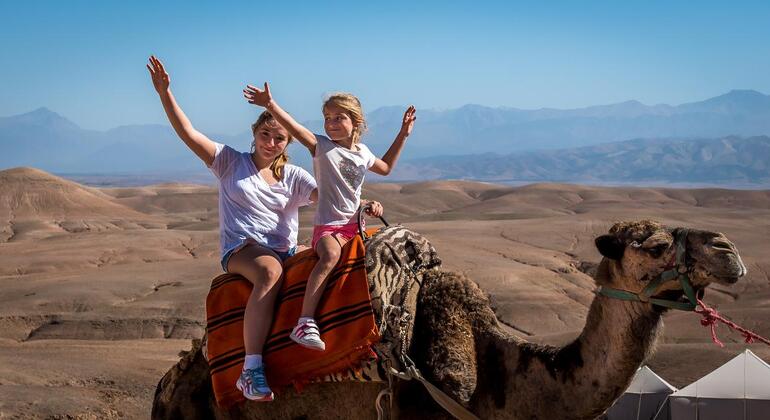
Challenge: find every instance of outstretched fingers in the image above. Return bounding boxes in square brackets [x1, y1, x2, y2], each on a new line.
[155, 57, 166, 73]
[242, 83, 272, 106]
[403, 105, 416, 123]
[152, 56, 167, 76]
[243, 86, 257, 104]
[243, 85, 259, 101]
[147, 56, 171, 93]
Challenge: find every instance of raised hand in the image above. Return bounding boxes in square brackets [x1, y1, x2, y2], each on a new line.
[243, 83, 273, 108]
[399, 105, 416, 138]
[146, 55, 170, 94]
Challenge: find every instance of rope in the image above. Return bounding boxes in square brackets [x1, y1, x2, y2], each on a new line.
[695, 298, 770, 347]
[386, 366, 481, 420]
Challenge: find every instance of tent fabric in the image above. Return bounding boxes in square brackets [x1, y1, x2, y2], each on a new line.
[609, 393, 672, 420]
[669, 397, 770, 420]
[626, 366, 678, 394]
[671, 349, 770, 399]
[664, 349, 770, 420]
[606, 366, 677, 420]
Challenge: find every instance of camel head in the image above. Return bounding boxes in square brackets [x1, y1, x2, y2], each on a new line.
[594, 220, 747, 302]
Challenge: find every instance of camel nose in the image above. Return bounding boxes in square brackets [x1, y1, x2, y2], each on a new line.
[708, 234, 748, 278]
[708, 234, 735, 252]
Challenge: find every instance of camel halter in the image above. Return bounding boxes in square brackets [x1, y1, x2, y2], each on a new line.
[596, 229, 699, 311]
[596, 230, 770, 348]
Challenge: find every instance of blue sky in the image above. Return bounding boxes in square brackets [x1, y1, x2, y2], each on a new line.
[2, 1, 770, 135]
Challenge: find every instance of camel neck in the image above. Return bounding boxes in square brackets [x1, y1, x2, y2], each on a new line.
[574, 294, 663, 410]
[474, 292, 663, 419]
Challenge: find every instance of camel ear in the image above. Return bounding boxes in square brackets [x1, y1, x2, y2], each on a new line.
[596, 235, 625, 260]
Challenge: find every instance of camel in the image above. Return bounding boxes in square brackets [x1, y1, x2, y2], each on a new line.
[152, 220, 746, 419]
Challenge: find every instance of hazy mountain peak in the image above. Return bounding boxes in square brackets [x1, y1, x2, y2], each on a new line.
[21, 107, 64, 119]
[2, 107, 80, 130]
[723, 89, 765, 98]
[680, 89, 770, 113]
[710, 89, 769, 104]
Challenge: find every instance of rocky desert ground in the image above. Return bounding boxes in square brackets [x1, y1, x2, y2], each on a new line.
[1, 167, 769, 419]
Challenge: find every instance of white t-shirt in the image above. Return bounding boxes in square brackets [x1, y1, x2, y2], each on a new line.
[209, 143, 316, 257]
[313, 134, 376, 226]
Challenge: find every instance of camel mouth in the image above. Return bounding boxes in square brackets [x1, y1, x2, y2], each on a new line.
[710, 257, 747, 285]
[719, 275, 742, 285]
[691, 250, 746, 286]
[703, 236, 747, 283]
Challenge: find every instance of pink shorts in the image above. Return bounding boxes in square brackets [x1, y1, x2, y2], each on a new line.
[312, 221, 362, 249]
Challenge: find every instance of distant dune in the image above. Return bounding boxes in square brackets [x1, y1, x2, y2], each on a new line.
[1, 167, 768, 418]
[0, 167, 145, 218]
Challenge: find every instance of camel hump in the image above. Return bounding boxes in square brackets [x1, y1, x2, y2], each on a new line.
[364, 225, 442, 373]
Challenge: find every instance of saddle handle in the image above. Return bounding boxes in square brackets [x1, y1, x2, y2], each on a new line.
[358, 202, 390, 241]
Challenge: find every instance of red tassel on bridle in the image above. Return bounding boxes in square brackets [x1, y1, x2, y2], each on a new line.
[695, 298, 770, 347]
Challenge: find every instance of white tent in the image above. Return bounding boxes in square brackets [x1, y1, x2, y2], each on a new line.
[663, 349, 770, 420]
[606, 366, 677, 420]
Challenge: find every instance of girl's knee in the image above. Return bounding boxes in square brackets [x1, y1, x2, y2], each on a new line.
[235, 260, 282, 285]
[317, 249, 341, 266]
[257, 264, 282, 283]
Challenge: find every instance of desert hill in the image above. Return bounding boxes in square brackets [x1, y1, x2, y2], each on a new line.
[0, 167, 161, 243]
[0, 167, 146, 218]
[0, 168, 768, 418]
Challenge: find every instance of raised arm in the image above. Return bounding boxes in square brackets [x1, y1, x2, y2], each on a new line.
[147, 56, 217, 166]
[370, 106, 416, 176]
[243, 83, 318, 156]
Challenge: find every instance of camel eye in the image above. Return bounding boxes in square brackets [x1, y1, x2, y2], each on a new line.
[630, 241, 642, 248]
[646, 244, 669, 258]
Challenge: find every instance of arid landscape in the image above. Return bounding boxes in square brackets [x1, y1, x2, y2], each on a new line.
[1, 166, 769, 419]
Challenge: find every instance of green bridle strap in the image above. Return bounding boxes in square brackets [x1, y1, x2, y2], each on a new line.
[597, 229, 698, 312]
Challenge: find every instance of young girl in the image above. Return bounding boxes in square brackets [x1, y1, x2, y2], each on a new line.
[243, 83, 415, 351]
[148, 56, 317, 401]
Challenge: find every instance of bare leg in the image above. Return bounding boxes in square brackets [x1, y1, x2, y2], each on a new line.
[300, 234, 348, 318]
[226, 244, 283, 354]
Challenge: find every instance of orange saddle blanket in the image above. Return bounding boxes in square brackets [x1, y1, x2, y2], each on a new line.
[205, 235, 380, 408]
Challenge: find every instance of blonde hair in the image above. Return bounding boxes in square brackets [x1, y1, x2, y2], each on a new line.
[250, 111, 292, 180]
[324, 93, 367, 144]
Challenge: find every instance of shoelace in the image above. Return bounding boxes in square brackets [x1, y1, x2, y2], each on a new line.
[246, 367, 269, 389]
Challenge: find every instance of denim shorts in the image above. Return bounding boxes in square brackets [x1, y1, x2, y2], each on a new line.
[221, 244, 297, 272]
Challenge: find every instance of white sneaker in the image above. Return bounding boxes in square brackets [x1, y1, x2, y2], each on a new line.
[289, 319, 326, 351]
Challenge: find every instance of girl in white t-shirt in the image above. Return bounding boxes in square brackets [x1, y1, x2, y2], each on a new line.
[148, 56, 317, 402]
[244, 83, 416, 351]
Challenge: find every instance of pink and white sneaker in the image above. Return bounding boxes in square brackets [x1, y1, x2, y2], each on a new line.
[289, 319, 326, 351]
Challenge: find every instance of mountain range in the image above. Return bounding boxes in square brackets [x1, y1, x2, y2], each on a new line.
[385, 135, 770, 186]
[2, 90, 770, 185]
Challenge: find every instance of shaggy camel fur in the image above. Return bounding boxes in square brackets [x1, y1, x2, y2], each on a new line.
[152, 221, 746, 419]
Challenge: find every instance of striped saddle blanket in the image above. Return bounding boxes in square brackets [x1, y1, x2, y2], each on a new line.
[206, 234, 379, 408]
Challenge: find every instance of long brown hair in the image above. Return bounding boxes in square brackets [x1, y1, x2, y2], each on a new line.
[251, 111, 292, 180]
[324, 93, 367, 144]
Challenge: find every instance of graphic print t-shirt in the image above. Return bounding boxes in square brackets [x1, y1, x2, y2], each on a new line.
[312, 134, 376, 226]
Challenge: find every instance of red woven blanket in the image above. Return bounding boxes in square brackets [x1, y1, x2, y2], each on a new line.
[205, 235, 379, 408]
